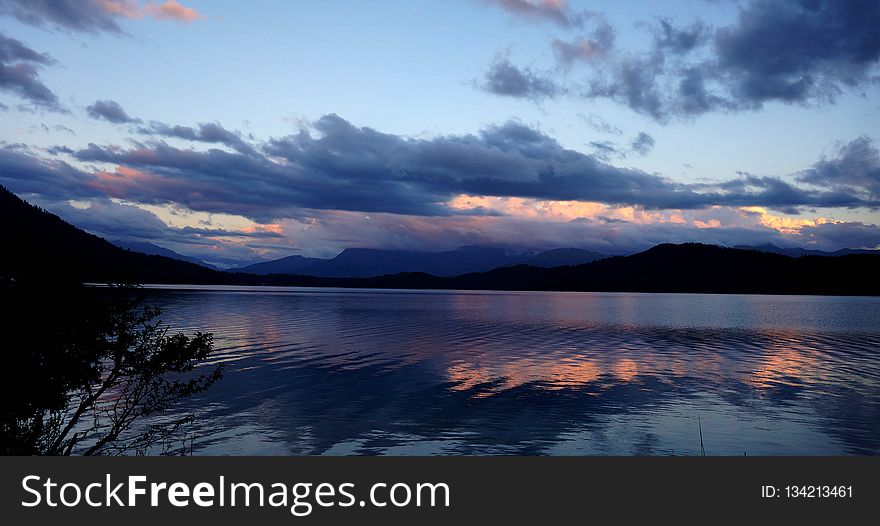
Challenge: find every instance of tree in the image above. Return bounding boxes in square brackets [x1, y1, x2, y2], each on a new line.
[0, 282, 222, 455]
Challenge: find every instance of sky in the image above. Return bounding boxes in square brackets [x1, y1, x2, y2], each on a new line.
[1, 0, 879, 267]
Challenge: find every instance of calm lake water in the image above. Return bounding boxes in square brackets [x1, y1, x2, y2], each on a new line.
[142, 286, 880, 456]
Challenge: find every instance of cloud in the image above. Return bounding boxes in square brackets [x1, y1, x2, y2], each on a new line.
[141, 1, 202, 22]
[479, 0, 588, 28]
[795, 220, 880, 250]
[86, 99, 141, 123]
[0, 32, 62, 111]
[551, 18, 615, 66]
[268, 206, 880, 257]
[0, 115, 869, 227]
[797, 136, 880, 201]
[588, 140, 617, 160]
[654, 18, 708, 54]
[714, 0, 880, 107]
[630, 132, 655, 156]
[137, 121, 257, 155]
[480, 56, 562, 100]
[0, 0, 203, 34]
[586, 51, 669, 121]
[5, 115, 879, 257]
[483, 1, 880, 121]
[0, 145, 96, 198]
[577, 113, 622, 136]
[28, 196, 284, 266]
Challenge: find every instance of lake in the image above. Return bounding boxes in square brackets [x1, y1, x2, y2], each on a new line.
[141, 286, 880, 455]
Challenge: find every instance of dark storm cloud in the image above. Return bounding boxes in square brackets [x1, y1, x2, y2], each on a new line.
[0, 32, 61, 111]
[137, 121, 257, 155]
[480, 57, 562, 100]
[797, 136, 880, 201]
[86, 99, 140, 124]
[711, 173, 873, 211]
[0, 145, 92, 198]
[479, 0, 587, 28]
[264, 114, 712, 210]
[5, 116, 878, 225]
[714, 0, 880, 107]
[84, 101, 255, 155]
[0, 0, 126, 34]
[72, 116, 880, 217]
[486, 1, 880, 121]
[630, 132, 655, 156]
[619, 0, 880, 119]
[796, 220, 880, 250]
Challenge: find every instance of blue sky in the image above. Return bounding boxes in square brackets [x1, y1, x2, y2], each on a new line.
[1, 1, 879, 266]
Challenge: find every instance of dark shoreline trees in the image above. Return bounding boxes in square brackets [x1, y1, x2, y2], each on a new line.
[0, 282, 222, 455]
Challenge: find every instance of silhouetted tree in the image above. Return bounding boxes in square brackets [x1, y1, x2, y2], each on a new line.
[0, 282, 222, 455]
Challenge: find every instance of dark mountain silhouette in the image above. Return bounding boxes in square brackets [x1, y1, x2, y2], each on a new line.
[234, 246, 607, 277]
[0, 185, 223, 285]
[243, 243, 879, 295]
[735, 243, 878, 258]
[232, 254, 326, 275]
[437, 243, 879, 295]
[112, 240, 218, 269]
[3, 186, 877, 295]
[235, 246, 534, 277]
[525, 248, 607, 267]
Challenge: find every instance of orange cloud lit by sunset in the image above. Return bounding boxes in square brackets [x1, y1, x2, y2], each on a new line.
[97, 0, 203, 22]
[447, 194, 845, 237]
[738, 206, 837, 234]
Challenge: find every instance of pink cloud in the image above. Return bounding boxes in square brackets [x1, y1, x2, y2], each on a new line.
[97, 0, 204, 23]
[482, 0, 585, 28]
[144, 1, 203, 22]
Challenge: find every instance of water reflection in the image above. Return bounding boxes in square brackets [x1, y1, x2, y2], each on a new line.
[143, 287, 880, 455]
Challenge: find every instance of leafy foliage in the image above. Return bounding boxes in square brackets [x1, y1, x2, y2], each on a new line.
[0, 283, 222, 455]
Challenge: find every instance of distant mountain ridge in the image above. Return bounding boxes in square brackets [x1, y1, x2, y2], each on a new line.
[113, 240, 218, 269]
[234, 246, 606, 277]
[3, 185, 877, 295]
[281, 242, 876, 296]
[1, 185, 223, 285]
[735, 244, 879, 258]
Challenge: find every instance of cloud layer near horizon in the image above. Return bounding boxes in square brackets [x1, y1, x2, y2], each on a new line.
[2, 108, 879, 262]
[4, 110, 879, 221]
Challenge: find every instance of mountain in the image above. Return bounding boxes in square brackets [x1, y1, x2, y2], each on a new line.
[0, 185, 224, 285]
[235, 246, 538, 277]
[438, 243, 879, 295]
[232, 254, 325, 275]
[735, 243, 879, 258]
[113, 240, 218, 269]
[238, 243, 879, 296]
[234, 246, 608, 277]
[4, 186, 876, 295]
[525, 248, 606, 267]
[316, 246, 533, 277]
